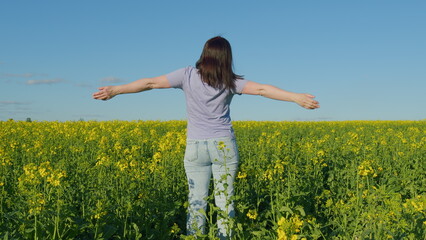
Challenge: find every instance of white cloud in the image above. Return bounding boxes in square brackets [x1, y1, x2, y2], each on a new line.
[26, 78, 64, 85]
[75, 83, 93, 88]
[0, 101, 29, 105]
[0, 101, 31, 113]
[0, 73, 48, 78]
[101, 77, 124, 83]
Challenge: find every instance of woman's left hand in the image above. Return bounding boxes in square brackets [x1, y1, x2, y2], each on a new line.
[92, 86, 117, 100]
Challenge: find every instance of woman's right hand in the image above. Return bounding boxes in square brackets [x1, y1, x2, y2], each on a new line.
[293, 93, 320, 110]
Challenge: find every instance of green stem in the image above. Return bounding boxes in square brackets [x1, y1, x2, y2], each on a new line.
[287, 172, 291, 201]
[54, 190, 61, 239]
[94, 220, 99, 239]
[0, 186, 4, 225]
[123, 204, 129, 238]
[34, 214, 38, 240]
[270, 186, 276, 223]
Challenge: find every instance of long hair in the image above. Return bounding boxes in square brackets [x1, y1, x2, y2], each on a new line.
[196, 36, 243, 90]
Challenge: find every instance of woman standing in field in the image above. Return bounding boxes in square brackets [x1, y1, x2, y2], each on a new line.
[93, 36, 319, 239]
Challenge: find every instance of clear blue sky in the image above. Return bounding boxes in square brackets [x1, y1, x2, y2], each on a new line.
[1, 1, 425, 121]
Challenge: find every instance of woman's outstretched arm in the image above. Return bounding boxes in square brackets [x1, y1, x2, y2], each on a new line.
[241, 81, 320, 109]
[92, 75, 170, 100]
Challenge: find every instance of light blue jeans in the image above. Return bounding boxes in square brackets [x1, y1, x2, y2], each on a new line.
[184, 137, 239, 239]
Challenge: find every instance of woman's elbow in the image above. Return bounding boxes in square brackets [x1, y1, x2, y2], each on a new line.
[257, 86, 267, 96]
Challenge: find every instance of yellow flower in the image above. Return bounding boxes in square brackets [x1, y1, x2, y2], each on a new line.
[130, 160, 138, 168]
[278, 216, 286, 226]
[237, 171, 247, 179]
[116, 161, 128, 171]
[47, 170, 66, 187]
[93, 211, 107, 220]
[38, 167, 48, 177]
[153, 152, 162, 161]
[29, 206, 43, 215]
[277, 215, 304, 239]
[217, 141, 226, 150]
[292, 215, 303, 229]
[277, 229, 286, 240]
[263, 169, 273, 181]
[246, 209, 258, 220]
[47, 175, 60, 187]
[170, 223, 180, 234]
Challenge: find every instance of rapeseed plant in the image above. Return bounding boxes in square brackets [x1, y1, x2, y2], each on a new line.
[0, 120, 424, 239]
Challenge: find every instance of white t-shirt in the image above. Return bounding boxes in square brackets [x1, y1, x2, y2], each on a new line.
[166, 66, 248, 139]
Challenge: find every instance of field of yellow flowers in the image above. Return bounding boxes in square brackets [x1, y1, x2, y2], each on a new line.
[0, 120, 425, 239]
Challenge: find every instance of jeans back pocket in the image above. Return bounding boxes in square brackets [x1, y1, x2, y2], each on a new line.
[214, 139, 238, 164]
[184, 141, 199, 162]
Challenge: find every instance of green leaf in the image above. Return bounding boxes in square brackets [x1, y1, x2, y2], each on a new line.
[3, 232, 8, 240]
[102, 224, 118, 239]
[279, 206, 293, 214]
[132, 222, 140, 232]
[295, 205, 306, 216]
[237, 223, 243, 231]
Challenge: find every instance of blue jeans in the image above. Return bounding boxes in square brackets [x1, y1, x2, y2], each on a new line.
[184, 137, 239, 239]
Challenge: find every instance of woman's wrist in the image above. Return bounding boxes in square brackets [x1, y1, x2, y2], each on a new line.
[112, 85, 122, 96]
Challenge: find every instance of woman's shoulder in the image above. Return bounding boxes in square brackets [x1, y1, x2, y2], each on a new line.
[184, 66, 201, 78]
[184, 65, 197, 73]
[167, 66, 197, 78]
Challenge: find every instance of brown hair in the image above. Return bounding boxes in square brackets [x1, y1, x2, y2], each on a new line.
[196, 36, 243, 90]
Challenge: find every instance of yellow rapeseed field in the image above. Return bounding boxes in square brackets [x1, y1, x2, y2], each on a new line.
[0, 120, 425, 239]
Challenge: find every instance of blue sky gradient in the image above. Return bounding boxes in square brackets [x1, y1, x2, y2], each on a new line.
[1, 1, 425, 121]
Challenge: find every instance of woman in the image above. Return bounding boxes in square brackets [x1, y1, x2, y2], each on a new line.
[93, 36, 319, 239]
